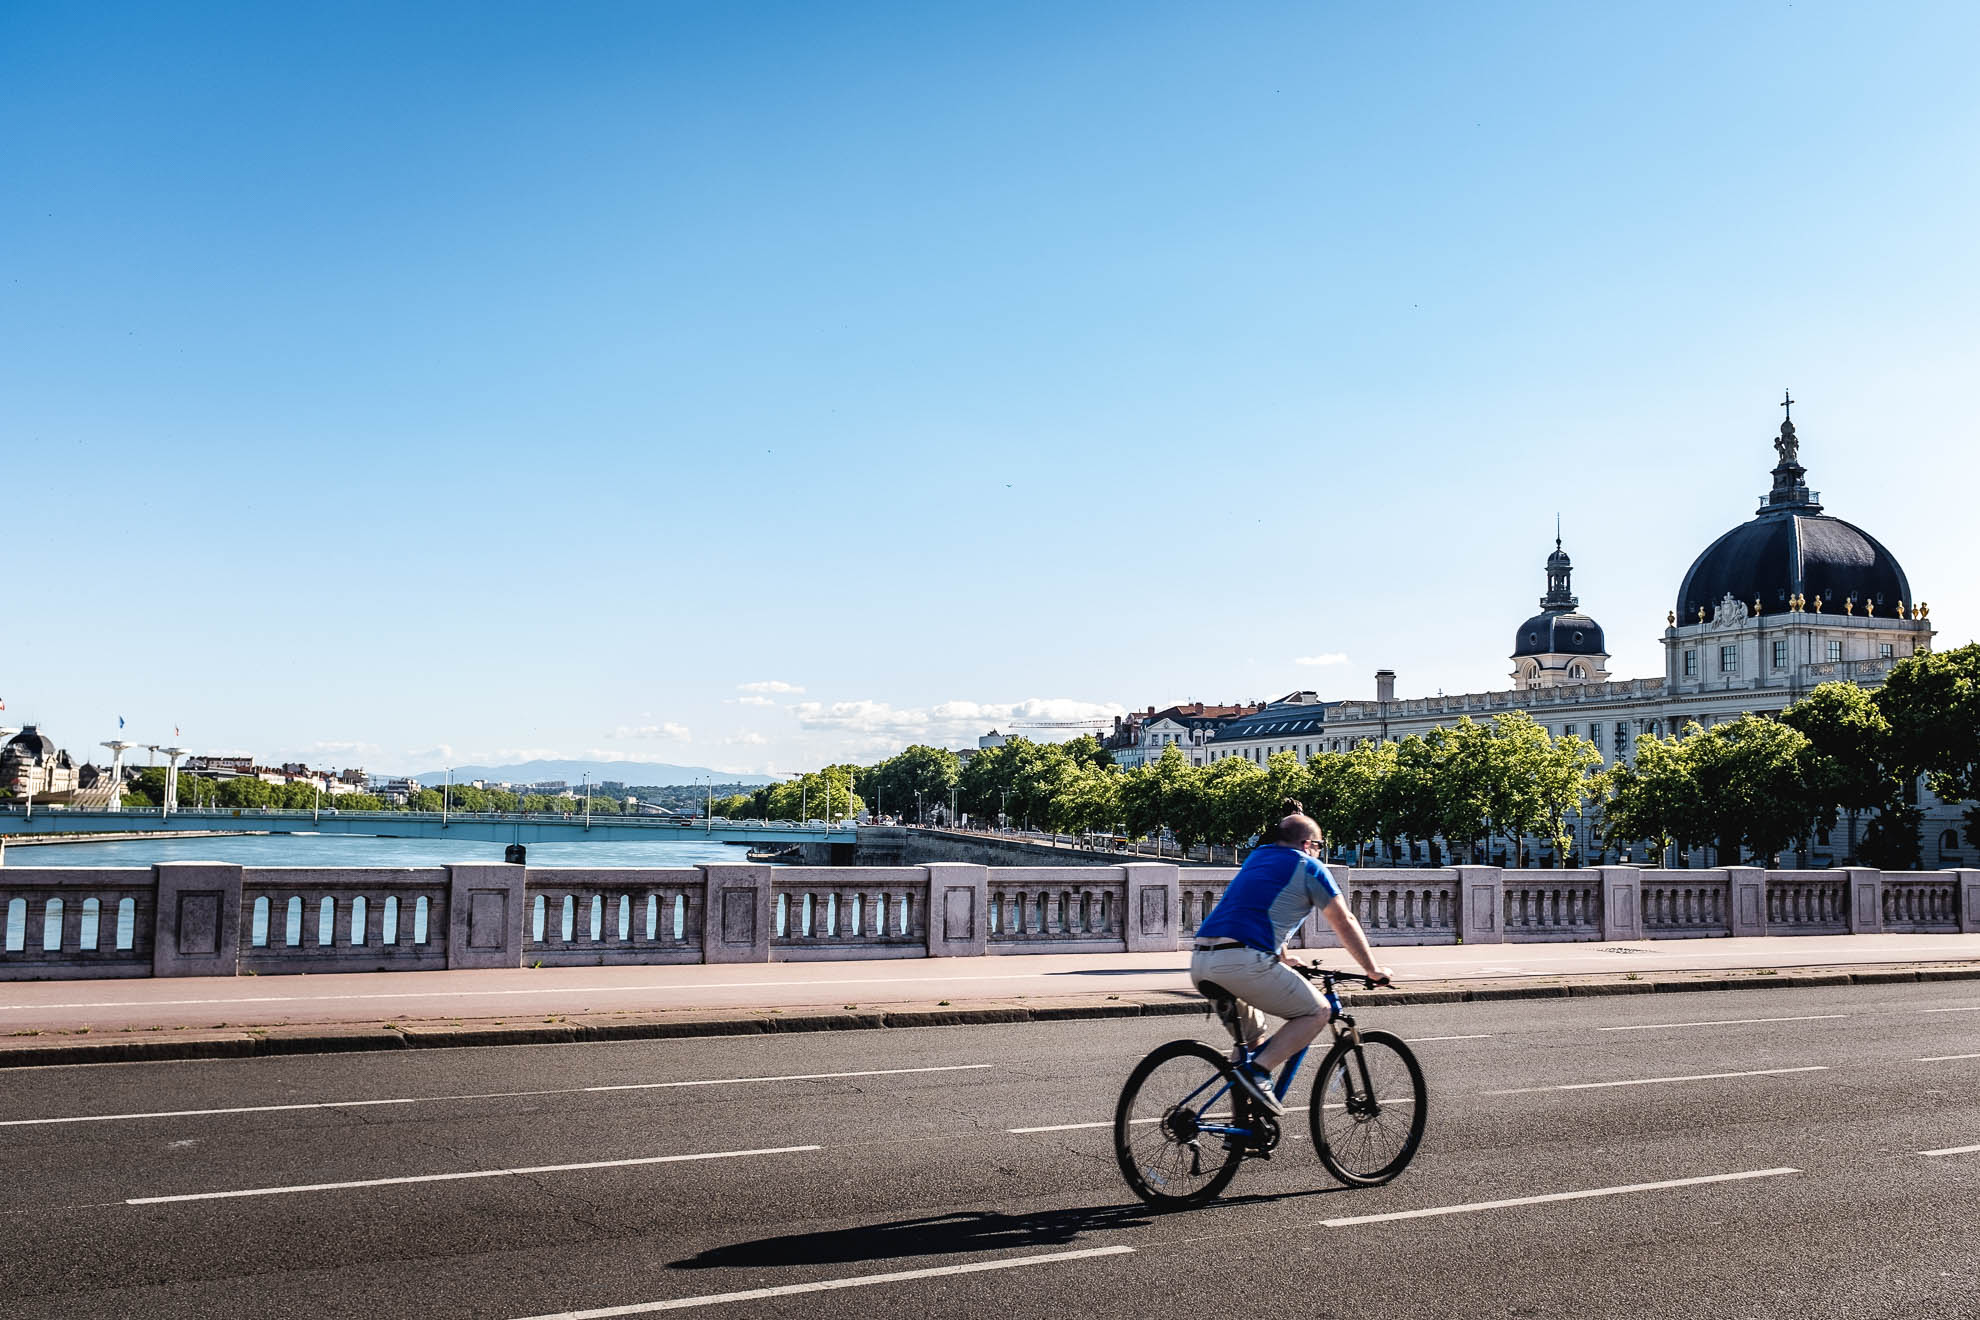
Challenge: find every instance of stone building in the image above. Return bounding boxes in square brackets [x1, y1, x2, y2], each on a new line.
[1323, 404, 1961, 868]
[1107, 702, 1264, 768]
[1, 727, 80, 802]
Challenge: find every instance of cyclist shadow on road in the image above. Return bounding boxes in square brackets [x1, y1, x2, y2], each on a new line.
[668, 1188, 1345, 1273]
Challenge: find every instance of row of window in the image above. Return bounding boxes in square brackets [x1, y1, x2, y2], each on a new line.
[1683, 639, 1895, 677]
[248, 894, 430, 949]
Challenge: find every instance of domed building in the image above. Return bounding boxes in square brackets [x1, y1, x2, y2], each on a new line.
[1510, 534, 1610, 689]
[1663, 402, 1931, 702]
[1, 726, 80, 801]
[1317, 398, 1961, 868]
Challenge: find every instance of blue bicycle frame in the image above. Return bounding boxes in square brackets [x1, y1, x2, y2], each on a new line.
[1177, 981, 1344, 1141]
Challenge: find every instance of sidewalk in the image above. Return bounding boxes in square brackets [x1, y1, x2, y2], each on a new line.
[1, 933, 1976, 1067]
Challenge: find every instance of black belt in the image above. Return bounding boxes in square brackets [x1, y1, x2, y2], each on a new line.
[1193, 940, 1248, 951]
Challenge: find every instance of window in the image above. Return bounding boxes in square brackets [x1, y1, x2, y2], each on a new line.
[1683, 650, 1697, 676]
[1772, 640, 1788, 669]
[1880, 643, 1894, 659]
[1563, 723, 1578, 738]
[1568, 663, 1586, 679]
[1720, 644, 1738, 673]
[1826, 640, 1843, 662]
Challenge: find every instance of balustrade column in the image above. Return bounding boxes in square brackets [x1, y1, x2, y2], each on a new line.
[925, 864, 986, 957]
[699, 863, 773, 963]
[1596, 867, 1639, 940]
[152, 862, 243, 977]
[1844, 868, 1884, 935]
[1724, 867, 1767, 938]
[1120, 864, 1177, 953]
[1960, 870, 1980, 935]
[1455, 866, 1503, 944]
[447, 863, 524, 969]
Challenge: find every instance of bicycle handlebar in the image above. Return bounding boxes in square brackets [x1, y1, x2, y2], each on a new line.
[1293, 962, 1392, 990]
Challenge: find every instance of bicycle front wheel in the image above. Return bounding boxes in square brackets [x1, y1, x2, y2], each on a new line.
[1308, 1028, 1426, 1187]
[1114, 1039, 1248, 1210]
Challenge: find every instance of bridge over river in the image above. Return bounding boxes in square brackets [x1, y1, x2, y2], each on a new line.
[0, 806, 855, 847]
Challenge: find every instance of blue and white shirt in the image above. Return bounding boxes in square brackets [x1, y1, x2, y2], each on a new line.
[1195, 844, 1344, 953]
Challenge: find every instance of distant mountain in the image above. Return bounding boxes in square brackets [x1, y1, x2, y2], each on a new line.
[412, 759, 775, 789]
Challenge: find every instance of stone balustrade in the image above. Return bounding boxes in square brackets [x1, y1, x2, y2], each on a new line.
[1, 862, 1975, 980]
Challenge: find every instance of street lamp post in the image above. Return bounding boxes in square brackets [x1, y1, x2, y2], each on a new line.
[443, 768, 451, 828]
[583, 773, 592, 830]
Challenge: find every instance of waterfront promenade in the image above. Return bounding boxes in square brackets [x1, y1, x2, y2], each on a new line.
[1, 933, 1974, 1065]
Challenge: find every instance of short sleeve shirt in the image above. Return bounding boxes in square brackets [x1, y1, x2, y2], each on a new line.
[1194, 844, 1344, 953]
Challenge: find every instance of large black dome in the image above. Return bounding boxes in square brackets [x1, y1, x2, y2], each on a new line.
[1677, 510, 1910, 621]
[1513, 611, 1606, 658]
[1677, 407, 1911, 621]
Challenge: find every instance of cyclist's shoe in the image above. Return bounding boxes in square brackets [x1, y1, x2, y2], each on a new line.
[1231, 1060, 1285, 1116]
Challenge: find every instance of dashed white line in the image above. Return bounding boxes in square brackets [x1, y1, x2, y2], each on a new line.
[1598, 1015, 1847, 1032]
[1320, 1168, 1799, 1227]
[1405, 1034, 1495, 1042]
[1918, 1054, 1980, 1063]
[1920, 1006, 1980, 1014]
[1920, 1144, 1980, 1158]
[1483, 1066, 1828, 1096]
[125, 1144, 820, 1204]
[510, 1245, 1136, 1317]
[1, 1065, 994, 1128]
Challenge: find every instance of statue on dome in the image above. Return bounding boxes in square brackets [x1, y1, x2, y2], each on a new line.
[1774, 391, 1800, 466]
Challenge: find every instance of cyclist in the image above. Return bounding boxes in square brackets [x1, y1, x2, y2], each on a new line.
[1190, 811, 1392, 1116]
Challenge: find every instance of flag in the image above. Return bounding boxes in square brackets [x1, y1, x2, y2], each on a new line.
[118, 716, 125, 729]
[174, 726, 180, 738]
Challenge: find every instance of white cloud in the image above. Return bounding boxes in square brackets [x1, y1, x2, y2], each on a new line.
[730, 695, 776, 708]
[1295, 653, 1349, 666]
[738, 680, 805, 694]
[489, 747, 563, 762]
[726, 732, 768, 745]
[404, 744, 457, 762]
[607, 723, 692, 742]
[788, 696, 1124, 757]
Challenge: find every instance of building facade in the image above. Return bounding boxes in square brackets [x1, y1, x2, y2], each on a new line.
[1323, 406, 1960, 868]
[1108, 702, 1264, 768]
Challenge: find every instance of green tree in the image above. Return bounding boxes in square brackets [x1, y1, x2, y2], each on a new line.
[1119, 746, 1200, 851]
[1603, 726, 1700, 864]
[1682, 716, 1817, 864]
[1876, 643, 1980, 803]
[1308, 742, 1393, 863]
[330, 792, 385, 811]
[1046, 761, 1124, 835]
[1781, 681, 1899, 861]
[859, 745, 961, 823]
[218, 776, 276, 809]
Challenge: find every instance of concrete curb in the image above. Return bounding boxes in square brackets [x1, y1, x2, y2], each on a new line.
[3, 962, 1976, 1068]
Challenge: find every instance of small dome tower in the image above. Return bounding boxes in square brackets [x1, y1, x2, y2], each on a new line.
[1511, 524, 1611, 690]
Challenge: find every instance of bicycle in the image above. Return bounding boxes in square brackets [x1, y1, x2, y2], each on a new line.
[1113, 963, 1427, 1210]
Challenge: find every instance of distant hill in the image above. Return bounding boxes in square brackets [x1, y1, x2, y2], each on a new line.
[412, 759, 775, 789]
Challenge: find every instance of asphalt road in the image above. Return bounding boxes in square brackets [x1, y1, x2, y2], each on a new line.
[3, 981, 1977, 1319]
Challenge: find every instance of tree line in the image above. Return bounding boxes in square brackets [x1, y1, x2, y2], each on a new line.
[116, 770, 629, 817]
[711, 644, 1980, 869]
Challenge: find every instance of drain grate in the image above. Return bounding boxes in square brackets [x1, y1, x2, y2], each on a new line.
[1595, 946, 1652, 955]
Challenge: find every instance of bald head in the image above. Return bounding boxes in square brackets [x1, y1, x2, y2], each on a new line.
[1278, 813, 1322, 847]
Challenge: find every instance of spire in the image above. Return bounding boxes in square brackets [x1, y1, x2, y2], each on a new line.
[1765, 390, 1822, 512]
[1541, 528, 1577, 611]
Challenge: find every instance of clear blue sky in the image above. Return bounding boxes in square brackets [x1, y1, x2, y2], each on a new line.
[6, 1, 1977, 777]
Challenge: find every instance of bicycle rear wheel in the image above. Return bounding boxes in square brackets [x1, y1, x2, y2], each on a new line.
[1115, 1039, 1249, 1209]
[1308, 1028, 1426, 1187]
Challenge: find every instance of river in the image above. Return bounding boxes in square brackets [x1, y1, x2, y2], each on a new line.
[0, 834, 757, 868]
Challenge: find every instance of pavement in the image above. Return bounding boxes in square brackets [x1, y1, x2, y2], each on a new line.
[1, 933, 1977, 1067]
[3, 978, 1977, 1317]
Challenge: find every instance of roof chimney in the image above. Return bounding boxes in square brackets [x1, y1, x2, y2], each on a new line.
[1375, 669, 1397, 703]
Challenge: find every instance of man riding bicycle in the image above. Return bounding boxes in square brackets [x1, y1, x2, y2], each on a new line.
[1190, 811, 1393, 1116]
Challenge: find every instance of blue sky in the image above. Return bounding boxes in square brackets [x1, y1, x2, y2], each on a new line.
[5, 1, 1977, 777]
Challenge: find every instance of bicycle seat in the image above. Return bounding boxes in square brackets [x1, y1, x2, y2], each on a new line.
[1193, 979, 1246, 1046]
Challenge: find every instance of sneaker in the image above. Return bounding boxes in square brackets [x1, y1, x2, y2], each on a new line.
[1231, 1060, 1285, 1116]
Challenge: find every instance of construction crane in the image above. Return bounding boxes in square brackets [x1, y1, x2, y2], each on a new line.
[1004, 720, 1110, 729]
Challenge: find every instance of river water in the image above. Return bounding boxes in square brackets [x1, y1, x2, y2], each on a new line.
[0, 834, 755, 868]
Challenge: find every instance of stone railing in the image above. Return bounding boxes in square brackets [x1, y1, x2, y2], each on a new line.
[1643, 875, 1733, 938]
[2, 861, 1975, 980]
[241, 867, 450, 974]
[1502, 874, 1601, 942]
[1766, 872, 1848, 935]
[772, 867, 925, 960]
[989, 867, 1129, 952]
[526, 868, 703, 967]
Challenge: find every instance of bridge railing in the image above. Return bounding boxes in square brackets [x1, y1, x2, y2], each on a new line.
[1, 863, 1975, 979]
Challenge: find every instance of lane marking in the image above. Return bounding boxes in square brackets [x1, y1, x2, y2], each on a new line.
[510, 1245, 1136, 1317]
[1405, 1034, 1495, 1042]
[1921, 1006, 1980, 1014]
[1920, 1054, 1980, 1063]
[125, 1144, 819, 1204]
[1599, 1015, 1847, 1032]
[1, 1065, 994, 1128]
[1483, 1066, 1827, 1096]
[1320, 1167, 1799, 1227]
[1920, 1144, 1980, 1158]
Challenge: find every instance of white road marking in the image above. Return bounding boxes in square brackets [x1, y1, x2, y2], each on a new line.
[1920, 1054, 1980, 1063]
[1, 1065, 993, 1128]
[1482, 1066, 1827, 1096]
[1599, 1015, 1847, 1032]
[125, 1144, 820, 1204]
[1320, 1168, 1799, 1227]
[1405, 1034, 1495, 1042]
[510, 1245, 1136, 1317]
[1920, 1144, 1980, 1157]
[1921, 1006, 1980, 1014]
